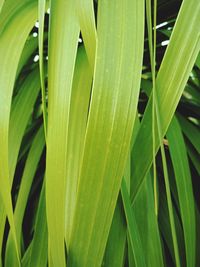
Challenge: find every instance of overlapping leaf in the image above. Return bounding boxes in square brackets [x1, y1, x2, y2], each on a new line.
[0, 0, 38, 261]
[46, 1, 79, 265]
[131, 0, 200, 202]
[68, 1, 144, 266]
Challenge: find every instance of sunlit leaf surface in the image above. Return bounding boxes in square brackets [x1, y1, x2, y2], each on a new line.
[0, 0, 199, 266]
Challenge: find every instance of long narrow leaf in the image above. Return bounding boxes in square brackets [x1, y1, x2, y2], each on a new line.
[131, 0, 200, 203]
[65, 46, 92, 243]
[5, 126, 45, 266]
[68, 1, 144, 266]
[38, 0, 47, 137]
[167, 116, 196, 267]
[46, 1, 79, 265]
[121, 178, 146, 267]
[29, 184, 48, 267]
[76, 0, 97, 69]
[0, 0, 38, 261]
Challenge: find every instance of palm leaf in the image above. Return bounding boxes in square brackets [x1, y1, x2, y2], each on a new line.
[0, 1, 38, 261]
[68, 1, 144, 266]
[131, 0, 200, 203]
[167, 116, 196, 267]
[45, 1, 79, 265]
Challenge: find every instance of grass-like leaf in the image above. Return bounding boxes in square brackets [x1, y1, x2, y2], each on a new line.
[131, 0, 200, 203]
[68, 1, 144, 266]
[0, 1, 38, 262]
[45, 1, 79, 265]
[167, 116, 196, 267]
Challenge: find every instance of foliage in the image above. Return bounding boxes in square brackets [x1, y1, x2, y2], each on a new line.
[0, 0, 200, 266]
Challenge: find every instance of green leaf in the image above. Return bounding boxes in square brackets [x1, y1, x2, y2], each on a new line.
[22, 244, 32, 267]
[158, 183, 185, 266]
[0, 0, 4, 13]
[0, 69, 41, 255]
[121, 178, 146, 267]
[103, 196, 126, 267]
[0, 0, 38, 261]
[132, 174, 164, 267]
[29, 184, 48, 267]
[196, 53, 200, 68]
[68, 1, 144, 266]
[45, 1, 79, 265]
[5, 126, 45, 267]
[65, 46, 92, 243]
[145, 1, 180, 264]
[177, 114, 200, 154]
[167, 116, 196, 267]
[38, 0, 47, 138]
[131, 0, 200, 203]
[76, 0, 97, 69]
[187, 141, 200, 175]
[9, 69, 41, 181]
[104, 115, 140, 267]
[16, 35, 38, 78]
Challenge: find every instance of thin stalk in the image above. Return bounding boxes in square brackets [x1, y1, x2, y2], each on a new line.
[38, 0, 47, 139]
[146, 0, 158, 215]
[146, 1, 180, 266]
[154, 91, 181, 267]
[152, 0, 157, 216]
